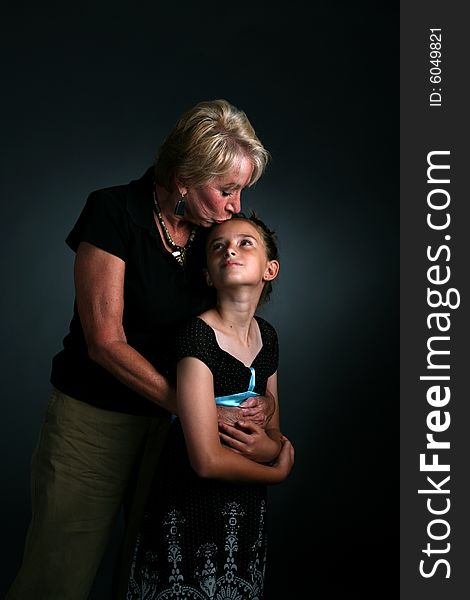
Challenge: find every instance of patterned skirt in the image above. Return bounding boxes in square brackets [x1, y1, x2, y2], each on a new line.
[126, 421, 268, 600]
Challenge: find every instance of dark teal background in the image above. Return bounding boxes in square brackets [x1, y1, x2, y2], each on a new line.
[0, 2, 398, 597]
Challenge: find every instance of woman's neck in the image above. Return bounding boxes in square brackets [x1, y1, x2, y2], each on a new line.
[154, 183, 187, 231]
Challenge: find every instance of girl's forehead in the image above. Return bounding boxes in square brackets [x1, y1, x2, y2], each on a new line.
[208, 219, 260, 240]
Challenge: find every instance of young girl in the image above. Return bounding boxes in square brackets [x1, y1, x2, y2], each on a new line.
[126, 214, 294, 599]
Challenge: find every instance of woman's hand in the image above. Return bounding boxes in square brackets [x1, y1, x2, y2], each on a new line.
[218, 420, 281, 463]
[216, 405, 243, 426]
[239, 390, 276, 428]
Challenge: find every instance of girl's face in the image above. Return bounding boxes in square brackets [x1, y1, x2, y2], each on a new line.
[205, 219, 279, 294]
[181, 156, 253, 227]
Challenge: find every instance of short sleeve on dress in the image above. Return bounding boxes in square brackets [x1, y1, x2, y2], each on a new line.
[270, 328, 279, 373]
[65, 189, 130, 261]
[256, 316, 279, 375]
[174, 318, 217, 373]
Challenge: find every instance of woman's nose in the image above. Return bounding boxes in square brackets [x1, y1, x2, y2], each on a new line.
[225, 193, 241, 214]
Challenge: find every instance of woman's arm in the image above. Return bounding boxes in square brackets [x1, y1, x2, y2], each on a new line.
[75, 242, 176, 412]
[177, 357, 294, 484]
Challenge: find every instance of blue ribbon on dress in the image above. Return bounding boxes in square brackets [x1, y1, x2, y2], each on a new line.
[171, 367, 259, 422]
[214, 367, 260, 407]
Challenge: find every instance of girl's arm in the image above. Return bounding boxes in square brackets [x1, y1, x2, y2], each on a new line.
[177, 357, 294, 485]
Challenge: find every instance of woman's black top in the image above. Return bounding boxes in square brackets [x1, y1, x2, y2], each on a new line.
[50, 167, 211, 416]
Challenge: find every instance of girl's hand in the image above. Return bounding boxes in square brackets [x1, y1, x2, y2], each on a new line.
[272, 436, 295, 482]
[218, 420, 281, 463]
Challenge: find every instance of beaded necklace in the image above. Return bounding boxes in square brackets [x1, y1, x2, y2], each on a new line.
[152, 187, 197, 267]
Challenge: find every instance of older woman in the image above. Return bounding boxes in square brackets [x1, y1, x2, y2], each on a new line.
[7, 99, 274, 600]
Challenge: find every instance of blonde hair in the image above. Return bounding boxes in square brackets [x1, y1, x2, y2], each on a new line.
[154, 99, 270, 191]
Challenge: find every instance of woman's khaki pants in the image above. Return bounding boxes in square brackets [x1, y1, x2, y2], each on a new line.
[5, 388, 170, 600]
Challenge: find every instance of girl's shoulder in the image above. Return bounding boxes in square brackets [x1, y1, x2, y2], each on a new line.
[254, 315, 278, 344]
[177, 315, 214, 342]
[174, 316, 217, 369]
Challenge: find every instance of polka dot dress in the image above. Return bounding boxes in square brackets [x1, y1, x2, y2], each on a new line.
[127, 316, 279, 600]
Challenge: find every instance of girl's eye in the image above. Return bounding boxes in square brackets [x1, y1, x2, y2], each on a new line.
[212, 242, 225, 251]
[240, 239, 253, 246]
